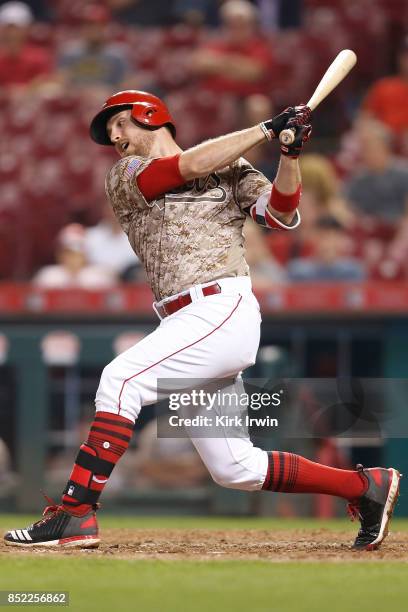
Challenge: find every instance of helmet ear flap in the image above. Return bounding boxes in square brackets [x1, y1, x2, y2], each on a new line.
[129, 102, 176, 137]
[130, 102, 157, 129]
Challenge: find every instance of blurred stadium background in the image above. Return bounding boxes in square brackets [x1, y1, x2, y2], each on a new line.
[0, 0, 407, 518]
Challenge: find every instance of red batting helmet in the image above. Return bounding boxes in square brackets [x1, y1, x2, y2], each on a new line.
[90, 90, 176, 145]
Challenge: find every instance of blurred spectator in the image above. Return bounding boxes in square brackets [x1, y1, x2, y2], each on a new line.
[0, 1, 53, 90]
[385, 214, 408, 279]
[84, 202, 139, 276]
[240, 94, 279, 180]
[107, 0, 175, 26]
[288, 216, 366, 282]
[244, 219, 285, 288]
[253, 0, 279, 31]
[33, 223, 117, 288]
[58, 4, 130, 88]
[361, 35, 408, 149]
[190, 0, 275, 97]
[152, 21, 204, 93]
[344, 119, 408, 224]
[120, 262, 148, 284]
[8, 0, 51, 21]
[173, 0, 220, 26]
[276, 0, 302, 29]
[266, 154, 354, 267]
[0, 0, 51, 21]
[300, 154, 355, 228]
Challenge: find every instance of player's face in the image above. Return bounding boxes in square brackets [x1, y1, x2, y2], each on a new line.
[107, 110, 154, 158]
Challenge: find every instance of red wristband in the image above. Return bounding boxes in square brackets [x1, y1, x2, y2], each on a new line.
[269, 182, 301, 213]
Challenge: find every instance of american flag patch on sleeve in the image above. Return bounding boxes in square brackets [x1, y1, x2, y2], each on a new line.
[123, 158, 142, 180]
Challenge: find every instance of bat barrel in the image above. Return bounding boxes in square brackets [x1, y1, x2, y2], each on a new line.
[278, 49, 357, 145]
[307, 49, 357, 111]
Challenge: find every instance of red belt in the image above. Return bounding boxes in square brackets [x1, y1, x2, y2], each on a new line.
[156, 282, 221, 318]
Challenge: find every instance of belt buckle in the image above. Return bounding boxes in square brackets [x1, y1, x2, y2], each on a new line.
[158, 289, 190, 318]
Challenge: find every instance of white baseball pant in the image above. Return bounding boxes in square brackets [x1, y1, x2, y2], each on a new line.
[95, 276, 269, 491]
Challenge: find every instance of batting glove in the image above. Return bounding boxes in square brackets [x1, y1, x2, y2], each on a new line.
[292, 105, 312, 126]
[280, 123, 312, 158]
[260, 105, 312, 140]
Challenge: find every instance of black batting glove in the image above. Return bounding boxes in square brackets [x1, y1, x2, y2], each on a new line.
[260, 106, 296, 140]
[260, 105, 312, 140]
[292, 105, 312, 126]
[280, 123, 312, 158]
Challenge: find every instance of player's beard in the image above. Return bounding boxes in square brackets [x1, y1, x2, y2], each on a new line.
[128, 130, 154, 158]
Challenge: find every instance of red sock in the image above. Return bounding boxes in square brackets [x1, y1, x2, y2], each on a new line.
[262, 452, 367, 501]
[61, 411, 134, 516]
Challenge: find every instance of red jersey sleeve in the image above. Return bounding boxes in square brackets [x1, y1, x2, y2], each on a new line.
[136, 154, 186, 201]
[362, 83, 383, 115]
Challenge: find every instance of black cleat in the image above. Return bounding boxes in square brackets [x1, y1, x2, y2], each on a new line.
[4, 502, 100, 549]
[348, 464, 401, 551]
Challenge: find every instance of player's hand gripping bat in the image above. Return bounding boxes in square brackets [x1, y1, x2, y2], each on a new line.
[279, 49, 357, 146]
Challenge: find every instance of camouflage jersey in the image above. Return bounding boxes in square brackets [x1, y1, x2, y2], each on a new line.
[105, 155, 272, 301]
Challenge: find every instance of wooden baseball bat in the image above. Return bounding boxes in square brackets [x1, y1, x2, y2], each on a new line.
[279, 49, 357, 146]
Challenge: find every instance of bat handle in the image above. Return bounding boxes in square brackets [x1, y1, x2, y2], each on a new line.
[279, 127, 296, 146]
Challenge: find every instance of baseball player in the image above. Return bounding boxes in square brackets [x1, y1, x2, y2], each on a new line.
[5, 91, 400, 550]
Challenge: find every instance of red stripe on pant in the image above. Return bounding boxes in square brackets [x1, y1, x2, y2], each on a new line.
[117, 296, 242, 414]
